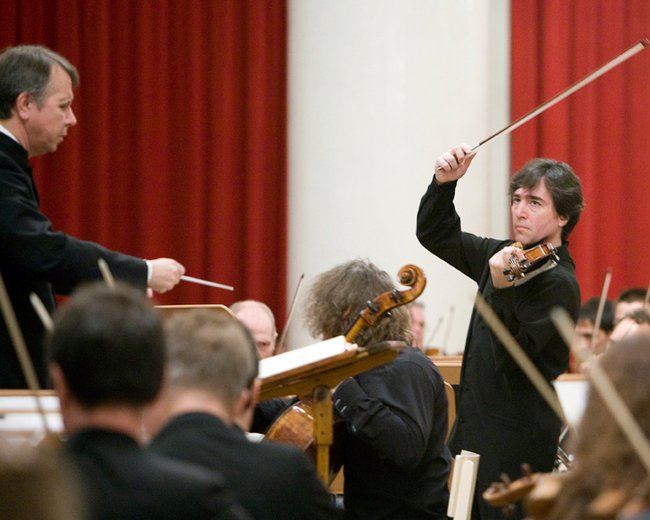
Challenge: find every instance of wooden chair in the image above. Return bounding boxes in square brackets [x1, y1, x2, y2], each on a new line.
[444, 381, 456, 440]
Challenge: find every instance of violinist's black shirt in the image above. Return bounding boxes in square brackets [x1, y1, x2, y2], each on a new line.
[416, 177, 580, 511]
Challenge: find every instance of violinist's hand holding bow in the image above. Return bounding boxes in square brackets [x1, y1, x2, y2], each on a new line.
[489, 246, 525, 289]
[434, 143, 477, 184]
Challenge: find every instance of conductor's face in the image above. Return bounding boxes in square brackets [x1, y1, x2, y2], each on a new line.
[24, 64, 77, 157]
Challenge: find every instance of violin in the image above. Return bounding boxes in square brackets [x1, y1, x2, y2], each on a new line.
[483, 465, 568, 520]
[264, 264, 426, 484]
[503, 242, 560, 285]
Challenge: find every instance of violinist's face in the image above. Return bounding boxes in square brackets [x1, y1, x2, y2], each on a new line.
[510, 180, 567, 247]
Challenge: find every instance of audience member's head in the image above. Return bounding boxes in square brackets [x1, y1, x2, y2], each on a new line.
[546, 332, 650, 520]
[303, 258, 411, 347]
[614, 287, 647, 326]
[408, 301, 426, 350]
[230, 300, 277, 359]
[574, 297, 614, 355]
[48, 282, 166, 432]
[0, 441, 84, 520]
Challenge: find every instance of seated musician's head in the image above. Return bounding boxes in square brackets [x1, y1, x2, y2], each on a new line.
[148, 308, 259, 434]
[575, 297, 615, 355]
[614, 287, 647, 326]
[230, 299, 278, 359]
[546, 331, 650, 520]
[303, 258, 411, 347]
[48, 282, 166, 427]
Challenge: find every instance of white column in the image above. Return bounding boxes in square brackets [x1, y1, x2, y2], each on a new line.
[288, 0, 511, 353]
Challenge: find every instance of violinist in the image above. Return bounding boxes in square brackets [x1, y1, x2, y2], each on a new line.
[416, 144, 584, 520]
[303, 259, 452, 520]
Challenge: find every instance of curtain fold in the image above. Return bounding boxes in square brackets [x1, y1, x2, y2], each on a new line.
[511, 0, 650, 300]
[1, 0, 287, 319]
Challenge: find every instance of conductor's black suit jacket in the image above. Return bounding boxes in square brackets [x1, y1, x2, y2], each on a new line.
[0, 133, 147, 388]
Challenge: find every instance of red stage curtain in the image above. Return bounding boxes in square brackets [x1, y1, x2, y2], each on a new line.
[1, 1, 287, 318]
[511, 0, 650, 301]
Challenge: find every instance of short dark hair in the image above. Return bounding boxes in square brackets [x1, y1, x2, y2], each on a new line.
[0, 45, 79, 118]
[48, 282, 165, 408]
[510, 159, 584, 242]
[615, 287, 646, 305]
[578, 297, 614, 333]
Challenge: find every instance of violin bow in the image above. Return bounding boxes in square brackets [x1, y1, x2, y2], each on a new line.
[274, 273, 305, 355]
[589, 268, 612, 354]
[0, 274, 51, 436]
[473, 293, 567, 423]
[30, 293, 54, 333]
[472, 38, 649, 152]
[551, 307, 650, 476]
[98, 258, 116, 288]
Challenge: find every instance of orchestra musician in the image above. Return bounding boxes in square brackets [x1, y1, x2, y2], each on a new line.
[47, 282, 249, 520]
[0, 44, 185, 389]
[147, 308, 338, 520]
[302, 258, 452, 520]
[614, 288, 648, 326]
[0, 440, 85, 520]
[417, 143, 584, 520]
[572, 297, 614, 373]
[544, 331, 650, 520]
[230, 300, 278, 359]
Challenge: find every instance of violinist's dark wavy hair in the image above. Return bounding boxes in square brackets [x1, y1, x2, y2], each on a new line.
[0, 45, 79, 118]
[303, 258, 411, 347]
[510, 159, 584, 242]
[545, 332, 650, 520]
[48, 282, 164, 408]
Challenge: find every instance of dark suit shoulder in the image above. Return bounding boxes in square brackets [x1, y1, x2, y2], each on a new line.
[67, 428, 250, 520]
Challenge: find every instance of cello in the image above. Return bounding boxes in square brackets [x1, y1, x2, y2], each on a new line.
[263, 264, 426, 484]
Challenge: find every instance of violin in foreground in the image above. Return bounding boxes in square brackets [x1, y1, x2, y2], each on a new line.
[503, 242, 560, 285]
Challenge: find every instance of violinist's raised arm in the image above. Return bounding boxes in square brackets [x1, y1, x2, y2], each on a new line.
[416, 144, 585, 520]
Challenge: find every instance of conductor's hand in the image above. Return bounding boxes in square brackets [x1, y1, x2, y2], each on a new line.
[148, 258, 185, 294]
[434, 143, 476, 184]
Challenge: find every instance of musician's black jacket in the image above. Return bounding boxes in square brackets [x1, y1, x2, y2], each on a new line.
[333, 346, 451, 520]
[416, 177, 579, 499]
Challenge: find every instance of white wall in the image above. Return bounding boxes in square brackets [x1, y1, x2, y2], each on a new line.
[287, 0, 511, 353]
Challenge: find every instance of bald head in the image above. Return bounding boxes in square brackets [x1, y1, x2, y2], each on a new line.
[230, 300, 277, 358]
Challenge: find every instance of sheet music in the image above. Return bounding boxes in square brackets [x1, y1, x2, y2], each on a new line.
[258, 336, 357, 379]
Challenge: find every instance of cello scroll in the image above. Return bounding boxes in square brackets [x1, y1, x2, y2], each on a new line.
[344, 264, 426, 342]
